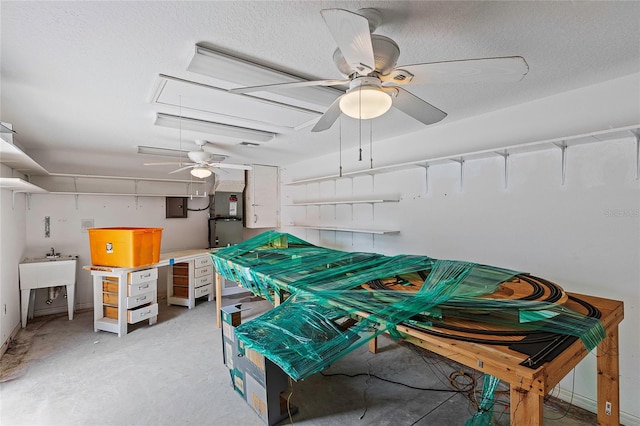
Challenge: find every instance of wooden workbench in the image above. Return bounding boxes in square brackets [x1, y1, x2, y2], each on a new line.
[393, 292, 623, 426]
[214, 279, 623, 425]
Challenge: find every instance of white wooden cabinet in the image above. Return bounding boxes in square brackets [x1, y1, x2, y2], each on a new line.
[245, 164, 279, 228]
[90, 267, 159, 337]
[166, 254, 214, 308]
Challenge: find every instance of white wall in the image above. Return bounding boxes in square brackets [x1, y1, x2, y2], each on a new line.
[22, 194, 210, 315]
[281, 73, 640, 422]
[0, 166, 27, 354]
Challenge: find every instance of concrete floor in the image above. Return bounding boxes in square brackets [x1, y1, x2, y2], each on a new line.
[1, 293, 597, 425]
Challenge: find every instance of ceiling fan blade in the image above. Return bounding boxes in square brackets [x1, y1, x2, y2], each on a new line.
[169, 165, 195, 174]
[386, 87, 447, 126]
[321, 8, 375, 75]
[210, 163, 253, 171]
[229, 79, 349, 95]
[144, 161, 191, 166]
[311, 96, 343, 132]
[381, 56, 530, 85]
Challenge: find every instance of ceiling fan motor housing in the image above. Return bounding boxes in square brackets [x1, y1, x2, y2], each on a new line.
[333, 34, 400, 78]
[188, 150, 214, 163]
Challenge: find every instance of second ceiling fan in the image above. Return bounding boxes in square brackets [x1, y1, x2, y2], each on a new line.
[144, 139, 252, 179]
[231, 8, 529, 132]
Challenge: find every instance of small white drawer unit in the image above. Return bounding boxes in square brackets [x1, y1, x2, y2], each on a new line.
[91, 267, 159, 337]
[167, 254, 214, 308]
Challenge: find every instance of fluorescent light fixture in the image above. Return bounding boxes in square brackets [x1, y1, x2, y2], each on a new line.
[190, 167, 212, 179]
[137, 145, 190, 158]
[155, 113, 275, 143]
[188, 44, 343, 109]
[339, 78, 392, 120]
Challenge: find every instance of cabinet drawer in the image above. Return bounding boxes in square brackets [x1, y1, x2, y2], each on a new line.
[128, 280, 156, 296]
[195, 284, 213, 299]
[173, 286, 189, 298]
[102, 277, 118, 293]
[126, 291, 155, 309]
[172, 275, 189, 286]
[103, 305, 118, 320]
[127, 303, 158, 324]
[103, 292, 118, 306]
[173, 263, 189, 273]
[128, 268, 158, 284]
[194, 265, 212, 278]
[195, 256, 212, 268]
[194, 274, 213, 287]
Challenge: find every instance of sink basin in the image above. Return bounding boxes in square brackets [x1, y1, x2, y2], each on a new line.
[21, 254, 77, 264]
[19, 255, 77, 328]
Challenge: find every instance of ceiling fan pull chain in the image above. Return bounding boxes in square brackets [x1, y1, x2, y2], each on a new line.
[339, 116, 343, 177]
[358, 87, 363, 161]
[370, 120, 373, 169]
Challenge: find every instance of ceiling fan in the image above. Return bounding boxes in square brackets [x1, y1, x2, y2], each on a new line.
[230, 8, 529, 132]
[144, 139, 252, 179]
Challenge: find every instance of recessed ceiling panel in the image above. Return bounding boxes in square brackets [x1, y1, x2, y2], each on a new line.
[188, 45, 344, 110]
[152, 75, 320, 131]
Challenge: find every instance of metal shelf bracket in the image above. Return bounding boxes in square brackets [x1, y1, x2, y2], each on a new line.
[496, 151, 510, 189]
[417, 163, 429, 193]
[451, 158, 465, 191]
[632, 130, 640, 180]
[554, 141, 568, 185]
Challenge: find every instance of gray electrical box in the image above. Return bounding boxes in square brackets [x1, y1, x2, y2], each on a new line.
[166, 197, 187, 218]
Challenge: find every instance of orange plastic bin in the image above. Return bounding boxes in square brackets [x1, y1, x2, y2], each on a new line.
[88, 227, 163, 268]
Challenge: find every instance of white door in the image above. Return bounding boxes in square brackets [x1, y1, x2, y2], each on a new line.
[245, 164, 279, 228]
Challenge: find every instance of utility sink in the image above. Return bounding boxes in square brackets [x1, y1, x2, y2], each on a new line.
[19, 255, 77, 328]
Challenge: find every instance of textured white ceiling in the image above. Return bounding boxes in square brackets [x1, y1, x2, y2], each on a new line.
[1, 1, 639, 178]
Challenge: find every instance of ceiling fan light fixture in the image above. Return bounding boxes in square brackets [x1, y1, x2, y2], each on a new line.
[339, 84, 392, 120]
[190, 167, 212, 179]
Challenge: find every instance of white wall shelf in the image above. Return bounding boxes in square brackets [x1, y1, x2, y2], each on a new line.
[1, 133, 210, 197]
[0, 178, 49, 209]
[287, 197, 400, 206]
[287, 124, 640, 186]
[0, 178, 49, 193]
[0, 136, 49, 176]
[292, 225, 399, 235]
[30, 173, 209, 198]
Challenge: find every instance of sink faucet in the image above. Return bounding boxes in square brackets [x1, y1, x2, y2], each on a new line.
[50, 247, 55, 256]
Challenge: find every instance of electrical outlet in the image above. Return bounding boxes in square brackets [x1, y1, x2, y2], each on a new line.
[605, 401, 612, 416]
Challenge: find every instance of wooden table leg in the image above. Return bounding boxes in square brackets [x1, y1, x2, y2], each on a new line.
[597, 325, 620, 425]
[215, 273, 223, 328]
[510, 385, 543, 426]
[369, 336, 378, 354]
[273, 289, 283, 306]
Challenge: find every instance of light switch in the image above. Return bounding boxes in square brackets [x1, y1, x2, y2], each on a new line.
[81, 219, 94, 233]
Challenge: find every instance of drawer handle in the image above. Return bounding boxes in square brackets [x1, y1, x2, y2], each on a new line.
[141, 273, 151, 278]
[138, 284, 149, 290]
[139, 309, 151, 317]
[135, 296, 147, 302]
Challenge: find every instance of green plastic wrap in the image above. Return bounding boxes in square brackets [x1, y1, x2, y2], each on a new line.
[211, 231, 606, 381]
[465, 374, 501, 426]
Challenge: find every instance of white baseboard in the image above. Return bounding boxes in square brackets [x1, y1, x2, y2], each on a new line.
[0, 322, 22, 358]
[557, 387, 640, 426]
